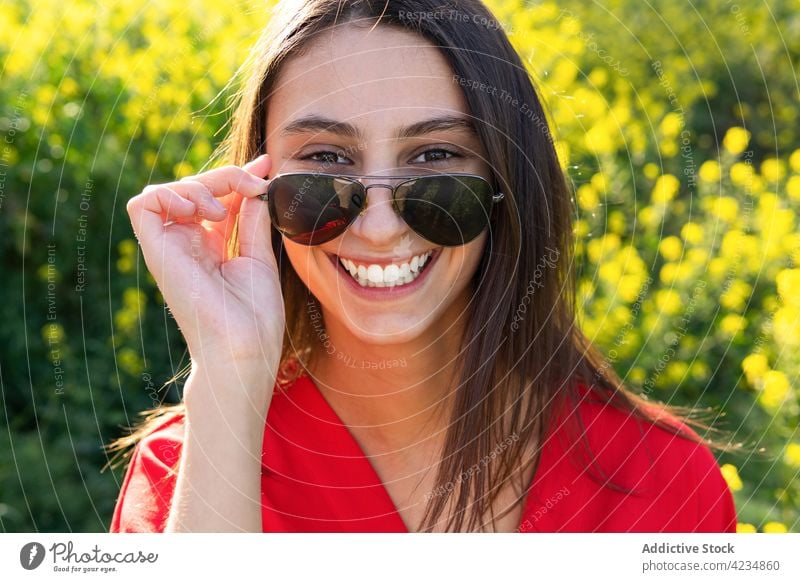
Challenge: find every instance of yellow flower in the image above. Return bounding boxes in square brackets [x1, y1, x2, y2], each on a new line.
[618, 274, 644, 303]
[666, 361, 689, 384]
[772, 305, 800, 347]
[786, 233, 800, 265]
[658, 236, 683, 261]
[762, 522, 788, 533]
[787, 176, 800, 202]
[584, 124, 616, 155]
[173, 161, 194, 179]
[629, 367, 646, 384]
[660, 140, 678, 157]
[742, 353, 768, 385]
[785, 443, 800, 467]
[643, 162, 660, 179]
[776, 268, 800, 308]
[591, 172, 608, 193]
[651, 174, 680, 204]
[608, 210, 626, 234]
[710, 196, 739, 222]
[599, 261, 622, 286]
[117, 347, 144, 376]
[656, 289, 682, 316]
[577, 184, 599, 211]
[730, 161, 754, 186]
[720, 280, 752, 312]
[720, 464, 743, 491]
[789, 148, 800, 172]
[686, 248, 709, 266]
[659, 263, 677, 285]
[587, 233, 621, 263]
[123, 288, 146, 310]
[736, 523, 757, 533]
[117, 256, 134, 274]
[573, 219, 590, 238]
[681, 222, 704, 245]
[118, 239, 137, 256]
[691, 361, 710, 381]
[588, 67, 608, 88]
[748, 174, 766, 194]
[722, 126, 751, 155]
[618, 245, 646, 274]
[660, 112, 683, 137]
[759, 370, 791, 410]
[708, 257, 728, 280]
[760, 158, 786, 183]
[638, 206, 660, 228]
[720, 314, 746, 336]
[42, 323, 66, 344]
[699, 160, 721, 183]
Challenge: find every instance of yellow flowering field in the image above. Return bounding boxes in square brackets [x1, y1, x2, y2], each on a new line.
[0, 0, 797, 531]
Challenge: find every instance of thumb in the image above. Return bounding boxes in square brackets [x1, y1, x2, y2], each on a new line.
[238, 154, 276, 266]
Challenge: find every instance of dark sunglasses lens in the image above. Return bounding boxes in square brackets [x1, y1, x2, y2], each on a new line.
[267, 175, 364, 245]
[396, 176, 494, 246]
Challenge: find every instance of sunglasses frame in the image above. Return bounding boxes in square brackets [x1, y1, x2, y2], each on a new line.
[258, 171, 505, 246]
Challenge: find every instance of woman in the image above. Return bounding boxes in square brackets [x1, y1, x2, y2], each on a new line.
[108, 0, 736, 533]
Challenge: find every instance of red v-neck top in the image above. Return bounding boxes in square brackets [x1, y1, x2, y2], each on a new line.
[109, 371, 737, 532]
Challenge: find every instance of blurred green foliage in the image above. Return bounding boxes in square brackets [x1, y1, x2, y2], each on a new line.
[0, 0, 797, 532]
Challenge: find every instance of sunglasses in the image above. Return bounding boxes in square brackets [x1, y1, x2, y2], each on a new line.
[257, 172, 504, 246]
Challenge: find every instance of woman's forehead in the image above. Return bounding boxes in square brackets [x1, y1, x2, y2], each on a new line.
[266, 23, 470, 136]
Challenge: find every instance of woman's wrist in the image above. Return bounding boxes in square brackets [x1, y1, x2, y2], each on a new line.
[183, 362, 277, 432]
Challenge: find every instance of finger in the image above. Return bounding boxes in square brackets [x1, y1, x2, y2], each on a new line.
[202, 154, 271, 240]
[178, 156, 270, 200]
[127, 185, 197, 241]
[237, 156, 277, 265]
[166, 180, 229, 222]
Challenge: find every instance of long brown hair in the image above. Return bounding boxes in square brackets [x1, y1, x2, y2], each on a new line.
[107, 0, 732, 532]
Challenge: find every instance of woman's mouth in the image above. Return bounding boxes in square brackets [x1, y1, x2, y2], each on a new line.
[326, 249, 439, 293]
[338, 250, 433, 287]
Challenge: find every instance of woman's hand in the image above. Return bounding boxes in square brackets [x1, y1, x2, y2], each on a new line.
[125, 154, 285, 391]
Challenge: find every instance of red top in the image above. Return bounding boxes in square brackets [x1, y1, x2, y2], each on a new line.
[109, 370, 737, 532]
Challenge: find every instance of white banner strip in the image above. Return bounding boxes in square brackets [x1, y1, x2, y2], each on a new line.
[2, 533, 798, 581]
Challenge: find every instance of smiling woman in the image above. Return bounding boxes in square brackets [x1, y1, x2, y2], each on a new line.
[107, 0, 736, 533]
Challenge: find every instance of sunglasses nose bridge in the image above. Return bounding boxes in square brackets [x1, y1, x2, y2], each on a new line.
[358, 182, 398, 214]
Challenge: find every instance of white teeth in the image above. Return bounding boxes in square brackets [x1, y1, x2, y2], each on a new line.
[338, 251, 433, 288]
[383, 264, 400, 283]
[366, 264, 384, 284]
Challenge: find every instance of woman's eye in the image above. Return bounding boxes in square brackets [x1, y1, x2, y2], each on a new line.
[302, 150, 351, 165]
[410, 148, 460, 164]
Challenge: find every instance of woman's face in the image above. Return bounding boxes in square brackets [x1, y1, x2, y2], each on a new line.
[265, 23, 493, 345]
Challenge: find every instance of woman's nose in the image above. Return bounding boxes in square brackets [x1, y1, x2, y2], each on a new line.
[346, 182, 409, 246]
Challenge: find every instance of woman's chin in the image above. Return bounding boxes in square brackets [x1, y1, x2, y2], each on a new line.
[337, 315, 432, 347]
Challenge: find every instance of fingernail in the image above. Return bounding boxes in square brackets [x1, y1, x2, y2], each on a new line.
[248, 153, 269, 165]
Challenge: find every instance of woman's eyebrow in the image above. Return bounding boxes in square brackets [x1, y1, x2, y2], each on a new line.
[280, 114, 479, 141]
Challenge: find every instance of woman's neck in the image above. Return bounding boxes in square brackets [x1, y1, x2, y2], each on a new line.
[304, 303, 466, 454]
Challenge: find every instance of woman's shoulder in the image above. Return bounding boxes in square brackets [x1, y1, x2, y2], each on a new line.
[109, 410, 185, 532]
[562, 382, 725, 483]
[533, 381, 737, 531]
